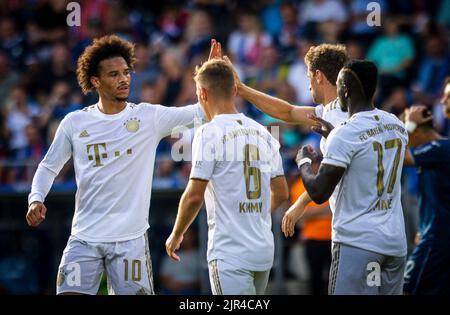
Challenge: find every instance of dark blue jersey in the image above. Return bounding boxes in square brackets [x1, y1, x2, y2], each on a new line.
[411, 139, 450, 243]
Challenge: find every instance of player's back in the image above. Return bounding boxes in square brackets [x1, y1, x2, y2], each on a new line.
[323, 108, 408, 257]
[190, 113, 283, 271]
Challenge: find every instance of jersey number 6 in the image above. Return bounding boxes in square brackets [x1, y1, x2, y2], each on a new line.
[243, 144, 261, 199]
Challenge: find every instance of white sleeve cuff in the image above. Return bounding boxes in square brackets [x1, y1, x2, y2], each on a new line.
[405, 121, 417, 133]
[28, 193, 44, 206]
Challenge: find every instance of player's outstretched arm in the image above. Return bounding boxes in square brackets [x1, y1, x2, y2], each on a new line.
[166, 179, 208, 262]
[222, 56, 316, 126]
[297, 145, 345, 204]
[270, 175, 289, 214]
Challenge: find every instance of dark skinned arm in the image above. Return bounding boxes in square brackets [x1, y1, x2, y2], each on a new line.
[299, 163, 345, 204]
[296, 145, 345, 204]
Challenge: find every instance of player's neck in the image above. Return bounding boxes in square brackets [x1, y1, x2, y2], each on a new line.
[348, 99, 374, 116]
[322, 84, 338, 105]
[207, 101, 239, 119]
[97, 98, 127, 115]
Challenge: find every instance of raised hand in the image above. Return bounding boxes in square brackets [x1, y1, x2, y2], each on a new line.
[405, 105, 433, 125]
[208, 38, 222, 61]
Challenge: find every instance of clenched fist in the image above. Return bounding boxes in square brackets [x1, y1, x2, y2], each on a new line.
[26, 201, 47, 227]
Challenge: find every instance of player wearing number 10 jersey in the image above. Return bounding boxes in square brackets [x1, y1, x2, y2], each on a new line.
[26, 35, 206, 295]
[297, 60, 408, 294]
[165, 59, 289, 295]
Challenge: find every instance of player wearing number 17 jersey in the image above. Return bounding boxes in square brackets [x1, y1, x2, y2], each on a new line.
[165, 59, 289, 295]
[297, 60, 408, 295]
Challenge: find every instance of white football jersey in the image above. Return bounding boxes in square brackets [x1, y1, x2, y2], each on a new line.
[314, 98, 348, 211]
[190, 113, 284, 271]
[29, 102, 203, 242]
[322, 108, 408, 257]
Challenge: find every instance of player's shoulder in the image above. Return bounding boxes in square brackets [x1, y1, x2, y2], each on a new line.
[381, 109, 405, 125]
[241, 115, 280, 145]
[193, 121, 220, 142]
[62, 104, 97, 123]
[322, 100, 347, 124]
[242, 115, 270, 132]
[323, 99, 341, 113]
[128, 102, 157, 113]
[328, 121, 352, 140]
[69, 104, 96, 116]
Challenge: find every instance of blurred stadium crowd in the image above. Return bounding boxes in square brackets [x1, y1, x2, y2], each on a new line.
[0, 0, 449, 294]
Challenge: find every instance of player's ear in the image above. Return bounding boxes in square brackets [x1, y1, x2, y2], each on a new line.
[315, 70, 322, 84]
[342, 84, 349, 99]
[200, 87, 208, 103]
[90, 76, 100, 89]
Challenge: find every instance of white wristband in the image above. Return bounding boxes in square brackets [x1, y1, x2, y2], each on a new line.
[405, 121, 417, 134]
[297, 157, 312, 169]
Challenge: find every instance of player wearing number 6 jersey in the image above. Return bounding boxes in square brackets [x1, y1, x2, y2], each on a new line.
[165, 59, 289, 295]
[297, 60, 408, 295]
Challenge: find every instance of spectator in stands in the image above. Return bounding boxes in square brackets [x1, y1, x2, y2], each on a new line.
[35, 43, 77, 94]
[129, 43, 159, 103]
[0, 17, 29, 70]
[287, 39, 314, 106]
[0, 52, 20, 111]
[367, 17, 415, 102]
[5, 86, 41, 160]
[298, 0, 348, 40]
[153, 155, 183, 190]
[413, 35, 450, 106]
[228, 10, 273, 75]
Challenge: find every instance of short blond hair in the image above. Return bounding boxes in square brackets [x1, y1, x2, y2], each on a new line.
[304, 44, 349, 86]
[194, 59, 235, 99]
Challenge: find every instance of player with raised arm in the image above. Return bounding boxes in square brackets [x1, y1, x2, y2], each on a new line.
[165, 59, 289, 295]
[297, 60, 408, 294]
[218, 44, 349, 237]
[25, 35, 219, 295]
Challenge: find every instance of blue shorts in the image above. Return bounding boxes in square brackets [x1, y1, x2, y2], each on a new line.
[404, 241, 450, 295]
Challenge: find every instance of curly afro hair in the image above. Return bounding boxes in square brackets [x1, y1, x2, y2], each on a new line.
[76, 35, 136, 95]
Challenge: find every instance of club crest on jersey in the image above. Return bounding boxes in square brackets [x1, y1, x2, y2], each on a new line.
[124, 118, 140, 133]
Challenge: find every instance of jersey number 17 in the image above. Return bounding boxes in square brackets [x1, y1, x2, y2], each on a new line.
[372, 138, 403, 196]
